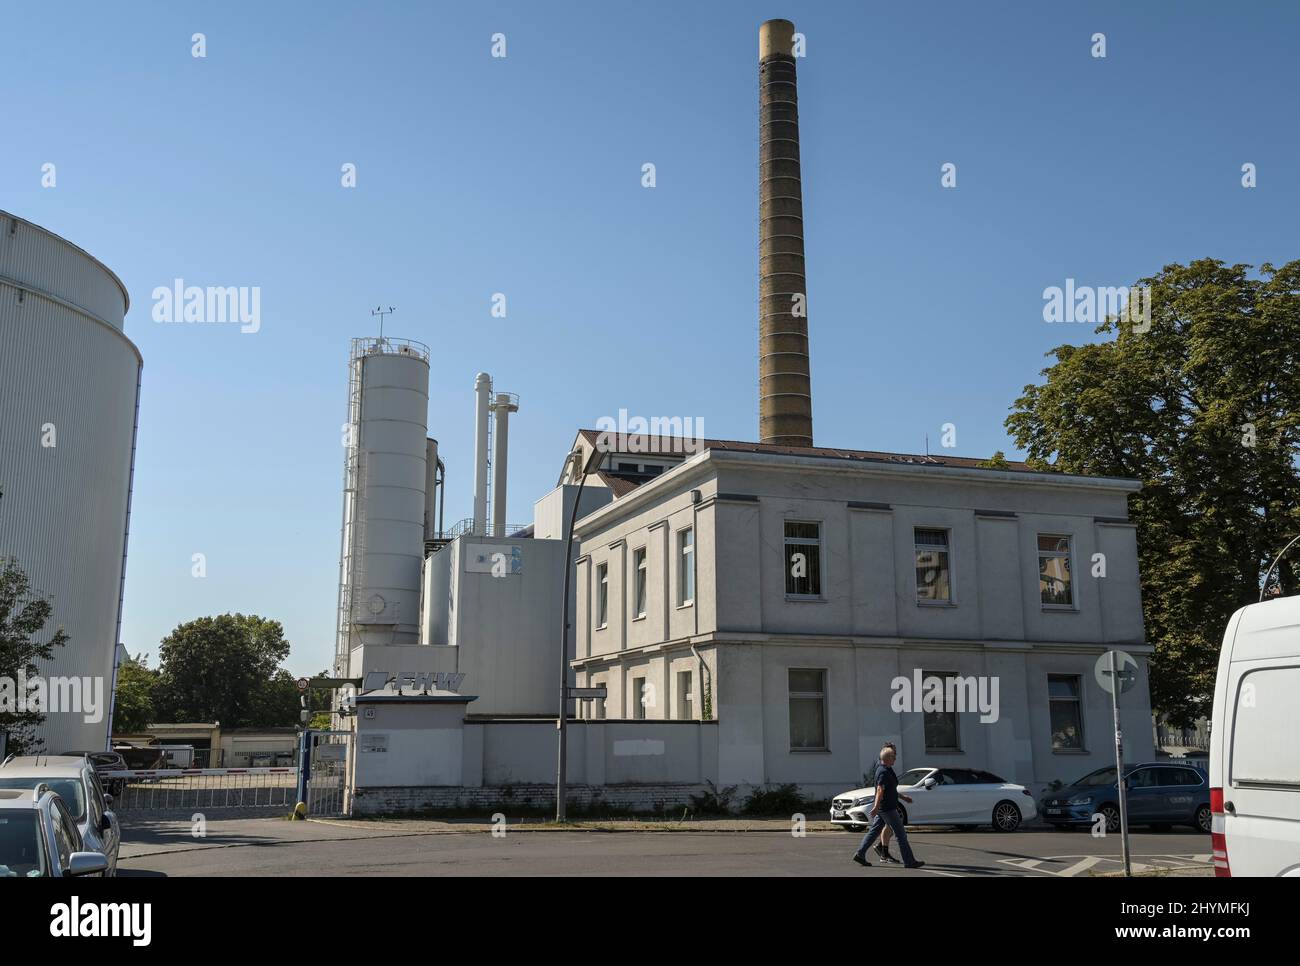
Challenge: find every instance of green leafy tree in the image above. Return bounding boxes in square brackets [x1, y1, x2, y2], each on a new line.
[110, 653, 158, 733]
[0, 557, 69, 755]
[1006, 259, 1300, 725]
[153, 614, 299, 729]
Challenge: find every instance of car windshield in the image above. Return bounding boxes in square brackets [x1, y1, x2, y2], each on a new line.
[0, 813, 48, 877]
[896, 769, 932, 787]
[0, 779, 85, 821]
[1072, 767, 1118, 787]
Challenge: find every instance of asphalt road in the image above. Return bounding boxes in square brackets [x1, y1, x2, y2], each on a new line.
[116, 818, 1213, 877]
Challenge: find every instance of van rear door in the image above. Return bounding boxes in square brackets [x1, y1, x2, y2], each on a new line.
[1217, 601, 1300, 876]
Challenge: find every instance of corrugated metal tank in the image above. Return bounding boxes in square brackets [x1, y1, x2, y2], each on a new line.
[0, 210, 140, 753]
[336, 338, 429, 665]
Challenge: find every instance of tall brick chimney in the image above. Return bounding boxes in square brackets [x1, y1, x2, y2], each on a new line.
[758, 18, 813, 447]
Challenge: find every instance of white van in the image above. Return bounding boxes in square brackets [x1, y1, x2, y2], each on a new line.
[1208, 596, 1300, 876]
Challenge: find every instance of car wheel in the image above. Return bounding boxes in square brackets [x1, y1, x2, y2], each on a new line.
[847, 824, 865, 832]
[1099, 803, 1121, 833]
[992, 801, 1022, 832]
[898, 805, 909, 827]
[1194, 805, 1212, 834]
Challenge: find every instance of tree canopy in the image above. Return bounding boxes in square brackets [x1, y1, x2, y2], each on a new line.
[0, 557, 69, 755]
[151, 613, 300, 729]
[1006, 258, 1300, 725]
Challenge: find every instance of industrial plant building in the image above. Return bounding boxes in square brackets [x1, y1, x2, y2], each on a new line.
[0, 210, 141, 754]
[327, 20, 1155, 814]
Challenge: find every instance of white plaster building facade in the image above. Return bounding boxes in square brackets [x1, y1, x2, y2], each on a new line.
[566, 433, 1155, 799]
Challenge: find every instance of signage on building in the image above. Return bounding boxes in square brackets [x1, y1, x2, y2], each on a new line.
[466, 544, 522, 575]
[361, 670, 466, 693]
[360, 733, 388, 754]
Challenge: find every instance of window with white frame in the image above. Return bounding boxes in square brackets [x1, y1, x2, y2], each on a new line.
[595, 562, 608, 628]
[633, 547, 647, 618]
[788, 668, 827, 750]
[784, 520, 822, 596]
[678, 527, 695, 605]
[915, 528, 952, 602]
[1038, 534, 1073, 607]
[1049, 675, 1085, 750]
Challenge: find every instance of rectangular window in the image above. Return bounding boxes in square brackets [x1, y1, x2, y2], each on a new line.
[678, 527, 695, 605]
[784, 521, 822, 597]
[633, 547, 647, 618]
[1231, 667, 1300, 786]
[632, 675, 646, 720]
[593, 682, 606, 720]
[915, 528, 952, 602]
[1038, 534, 1073, 607]
[922, 670, 961, 752]
[788, 668, 827, 751]
[677, 670, 693, 720]
[1049, 675, 1085, 750]
[596, 562, 608, 628]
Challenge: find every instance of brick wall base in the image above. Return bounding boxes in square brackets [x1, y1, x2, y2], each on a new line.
[351, 783, 710, 817]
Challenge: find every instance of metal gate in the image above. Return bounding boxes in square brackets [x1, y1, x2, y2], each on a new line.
[305, 730, 353, 817]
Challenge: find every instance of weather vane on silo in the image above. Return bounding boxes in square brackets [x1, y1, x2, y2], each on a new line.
[371, 305, 396, 341]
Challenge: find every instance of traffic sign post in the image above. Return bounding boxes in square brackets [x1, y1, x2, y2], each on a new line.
[1106, 650, 1133, 877]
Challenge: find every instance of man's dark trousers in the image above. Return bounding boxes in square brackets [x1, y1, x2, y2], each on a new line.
[853, 808, 917, 865]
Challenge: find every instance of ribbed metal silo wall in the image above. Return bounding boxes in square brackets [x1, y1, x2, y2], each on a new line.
[0, 211, 139, 753]
[352, 348, 429, 647]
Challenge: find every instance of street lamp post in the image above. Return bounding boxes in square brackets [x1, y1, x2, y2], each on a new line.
[556, 443, 606, 822]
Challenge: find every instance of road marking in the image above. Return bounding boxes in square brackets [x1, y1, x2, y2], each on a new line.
[1053, 856, 1103, 877]
[1001, 858, 1045, 871]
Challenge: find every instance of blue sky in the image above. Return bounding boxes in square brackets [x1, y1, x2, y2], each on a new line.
[4, 1, 1296, 675]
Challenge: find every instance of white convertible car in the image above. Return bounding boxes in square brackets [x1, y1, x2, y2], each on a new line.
[830, 766, 1038, 832]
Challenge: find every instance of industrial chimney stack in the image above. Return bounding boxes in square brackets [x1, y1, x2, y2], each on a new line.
[758, 19, 814, 447]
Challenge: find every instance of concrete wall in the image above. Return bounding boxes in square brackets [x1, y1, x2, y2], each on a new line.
[352, 700, 468, 787]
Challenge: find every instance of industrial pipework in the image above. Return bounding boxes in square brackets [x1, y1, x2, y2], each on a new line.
[758, 18, 814, 447]
[472, 372, 492, 534]
[491, 391, 520, 537]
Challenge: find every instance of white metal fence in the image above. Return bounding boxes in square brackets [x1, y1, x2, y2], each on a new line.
[104, 767, 299, 812]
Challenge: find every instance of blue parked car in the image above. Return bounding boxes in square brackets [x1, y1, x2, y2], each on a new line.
[1041, 762, 1212, 833]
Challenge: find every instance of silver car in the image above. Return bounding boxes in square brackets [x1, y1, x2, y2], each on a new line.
[0, 786, 109, 877]
[0, 755, 120, 874]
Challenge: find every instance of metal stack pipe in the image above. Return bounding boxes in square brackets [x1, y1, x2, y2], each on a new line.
[472, 372, 491, 534]
[491, 391, 519, 537]
[758, 18, 814, 446]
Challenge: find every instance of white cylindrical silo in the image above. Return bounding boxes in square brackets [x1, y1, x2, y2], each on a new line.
[0, 210, 140, 753]
[335, 338, 429, 666]
[472, 372, 491, 535]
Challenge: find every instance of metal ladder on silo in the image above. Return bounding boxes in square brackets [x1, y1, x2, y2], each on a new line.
[334, 341, 368, 676]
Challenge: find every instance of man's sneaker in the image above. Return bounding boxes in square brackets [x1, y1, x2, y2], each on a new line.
[875, 844, 898, 863]
[903, 860, 926, 870]
[852, 853, 870, 867]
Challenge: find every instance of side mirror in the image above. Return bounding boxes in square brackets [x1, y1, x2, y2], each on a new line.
[922, 777, 937, 789]
[67, 851, 109, 876]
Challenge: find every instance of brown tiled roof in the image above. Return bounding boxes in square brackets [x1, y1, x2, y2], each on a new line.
[595, 471, 645, 498]
[578, 430, 1033, 473]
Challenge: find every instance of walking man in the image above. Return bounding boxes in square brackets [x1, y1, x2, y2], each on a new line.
[852, 745, 924, 869]
[870, 741, 899, 863]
